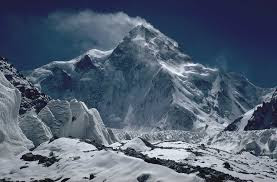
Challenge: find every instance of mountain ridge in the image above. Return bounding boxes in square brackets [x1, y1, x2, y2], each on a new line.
[27, 25, 274, 133]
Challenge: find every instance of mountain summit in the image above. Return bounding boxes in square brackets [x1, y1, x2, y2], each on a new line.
[27, 25, 272, 133]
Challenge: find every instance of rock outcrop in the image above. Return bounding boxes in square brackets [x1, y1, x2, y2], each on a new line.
[0, 57, 50, 114]
[226, 89, 277, 131]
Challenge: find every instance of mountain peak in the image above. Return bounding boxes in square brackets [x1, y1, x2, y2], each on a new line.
[128, 24, 158, 38]
[122, 24, 179, 49]
[75, 55, 96, 72]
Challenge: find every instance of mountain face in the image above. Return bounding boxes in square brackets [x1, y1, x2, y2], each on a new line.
[27, 25, 272, 132]
[1, 25, 277, 182]
[0, 57, 50, 114]
[0, 57, 115, 147]
[226, 89, 277, 131]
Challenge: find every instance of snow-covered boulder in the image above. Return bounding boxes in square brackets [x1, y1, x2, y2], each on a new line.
[0, 72, 33, 158]
[121, 137, 151, 152]
[19, 110, 52, 147]
[38, 99, 116, 145]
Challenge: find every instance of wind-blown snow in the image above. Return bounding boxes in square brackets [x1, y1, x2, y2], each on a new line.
[27, 25, 273, 133]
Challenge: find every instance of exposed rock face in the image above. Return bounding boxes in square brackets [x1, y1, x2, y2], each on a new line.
[0, 57, 50, 114]
[38, 99, 116, 145]
[0, 71, 33, 158]
[75, 55, 96, 72]
[27, 25, 272, 132]
[244, 89, 277, 130]
[226, 89, 277, 131]
[19, 110, 53, 146]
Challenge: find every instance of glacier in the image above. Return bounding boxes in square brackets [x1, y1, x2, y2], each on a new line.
[0, 72, 33, 158]
[0, 23, 277, 181]
[38, 99, 116, 145]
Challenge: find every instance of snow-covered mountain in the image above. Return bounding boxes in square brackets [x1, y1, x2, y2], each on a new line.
[0, 57, 116, 146]
[0, 57, 50, 115]
[226, 89, 277, 131]
[1, 24, 277, 182]
[28, 25, 273, 132]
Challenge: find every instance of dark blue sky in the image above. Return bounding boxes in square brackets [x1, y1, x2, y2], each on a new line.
[0, 0, 276, 87]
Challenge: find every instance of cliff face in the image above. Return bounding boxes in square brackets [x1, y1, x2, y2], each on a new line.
[244, 89, 277, 130]
[225, 89, 277, 131]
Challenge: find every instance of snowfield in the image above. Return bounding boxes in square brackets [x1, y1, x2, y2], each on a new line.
[116, 137, 277, 182]
[0, 138, 202, 182]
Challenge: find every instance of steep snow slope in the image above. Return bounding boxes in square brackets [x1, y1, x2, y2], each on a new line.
[226, 89, 277, 131]
[0, 57, 50, 114]
[38, 99, 116, 145]
[27, 25, 272, 132]
[0, 138, 202, 182]
[0, 72, 33, 158]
